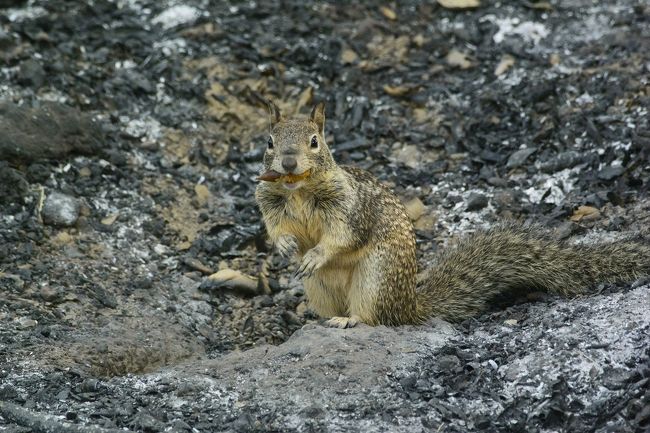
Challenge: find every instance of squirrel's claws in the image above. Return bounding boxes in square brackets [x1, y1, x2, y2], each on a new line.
[294, 246, 326, 280]
[326, 316, 360, 329]
[277, 235, 298, 259]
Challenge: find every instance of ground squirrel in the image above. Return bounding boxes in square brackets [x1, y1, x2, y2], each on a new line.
[255, 102, 650, 328]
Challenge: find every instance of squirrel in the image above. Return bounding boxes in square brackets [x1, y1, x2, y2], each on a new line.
[254, 101, 650, 328]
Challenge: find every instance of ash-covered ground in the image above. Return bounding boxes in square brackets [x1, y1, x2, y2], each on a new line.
[1, 0, 649, 432]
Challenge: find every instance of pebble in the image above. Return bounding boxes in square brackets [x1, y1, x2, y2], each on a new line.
[0, 164, 29, 205]
[466, 193, 488, 211]
[506, 148, 536, 168]
[41, 192, 80, 227]
[598, 165, 625, 181]
[18, 59, 46, 88]
[17, 317, 37, 329]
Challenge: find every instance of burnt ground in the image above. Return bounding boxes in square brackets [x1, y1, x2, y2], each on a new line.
[1, 0, 649, 432]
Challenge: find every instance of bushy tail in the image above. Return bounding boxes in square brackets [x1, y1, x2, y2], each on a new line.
[417, 224, 650, 322]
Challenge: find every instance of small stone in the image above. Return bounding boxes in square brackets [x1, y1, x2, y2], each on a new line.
[255, 295, 273, 308]
[281, 311, 302, 326]
[26, 162, 51, 183]
[494, 54, 515, 76]
[446, 49, 473, 69]
[100, 212, 119, 226]
[506, 148, 536, 168]
[52, 231, 73, 245]
[151, 5, 201, 29]
[539, 151, 583, 173]
[503, 319, 518, 326]
[17, 317, 37, 329]
[40, 285, 60, 302]
[597, 165, 625, 181]
[41, 192, 80, 227]
[466, 193, 488, 211]
[0, 163, 29, 205]
[340, 48, 359, 64]
[391, 144, 420, 169]
[194, 184, 210, 206]
[18, 59, 46, 88]
[296, 301, 308, 316]
[0, 0, 28, 8]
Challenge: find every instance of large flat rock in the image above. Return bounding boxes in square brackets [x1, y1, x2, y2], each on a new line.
[0, 102, 104, 164]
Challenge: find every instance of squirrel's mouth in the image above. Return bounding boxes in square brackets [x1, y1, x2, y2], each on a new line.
[282, 181, 304, 190]
[258, 169, 312, 184]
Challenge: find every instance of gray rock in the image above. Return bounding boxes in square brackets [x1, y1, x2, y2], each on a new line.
[0, 163, 29, 205]
[0, 0, 27, 8]
[0, 102, 104, 164]
[506, 147, 536, 168]
[597, 165, 625, 181]
[539, 151, 584, 173]
[41, 192, 80, 227]
[466, 192, 488, 211]
[18, 59, 45, 89]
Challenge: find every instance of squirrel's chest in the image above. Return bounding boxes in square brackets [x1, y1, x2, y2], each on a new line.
[280, 196, 324, 247]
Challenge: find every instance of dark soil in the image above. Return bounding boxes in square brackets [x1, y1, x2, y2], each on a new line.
[1, 1, 649, 432]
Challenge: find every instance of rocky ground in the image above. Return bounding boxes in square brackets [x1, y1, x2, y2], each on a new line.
[1, 0, 649, 432]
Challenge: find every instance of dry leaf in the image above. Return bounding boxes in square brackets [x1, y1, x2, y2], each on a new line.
[383, 84, 414, 97]
[380, 6, 397, 20]
[413, 34, 426, 47]
[549, 53, 561, 66]
[177, 241, 192, 251]
[570, 205, 600, 222]
[184, 257, 214, 275]
[207, 269, 259, 296]
[101, 212, 119, 226]
[524, 1, 553, 11]
[52, 231, 73, 245]
[446, 49, 472, 69]
[403, 197, 426, 221]
[494, 54, 515, 76]
[340, 48, 359, 64]
[437, 0, 481, 9]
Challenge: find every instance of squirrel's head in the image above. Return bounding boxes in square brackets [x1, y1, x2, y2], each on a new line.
[261, 101, 335, 191]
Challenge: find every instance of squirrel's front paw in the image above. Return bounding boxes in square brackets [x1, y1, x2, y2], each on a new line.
[294, 245, 327, 280]
[276, 235, 298, 259]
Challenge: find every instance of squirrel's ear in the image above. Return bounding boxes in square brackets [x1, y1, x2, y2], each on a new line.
[310, 102, 326, 135]
[267, 100, 282, 128]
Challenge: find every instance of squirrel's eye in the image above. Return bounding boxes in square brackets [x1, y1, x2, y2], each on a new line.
[310, 136, 318, 148]
[267, 136, 274, 150]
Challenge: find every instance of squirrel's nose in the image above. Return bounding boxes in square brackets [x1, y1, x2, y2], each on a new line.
[282, 156, 298, 173]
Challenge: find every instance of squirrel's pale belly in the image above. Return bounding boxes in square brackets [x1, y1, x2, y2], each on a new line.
[303, 253, 382, 324]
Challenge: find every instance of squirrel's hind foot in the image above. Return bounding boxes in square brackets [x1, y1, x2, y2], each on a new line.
[326, 315, 361, 329]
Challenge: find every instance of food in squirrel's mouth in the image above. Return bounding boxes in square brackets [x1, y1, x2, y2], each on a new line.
[258, 169, 311, 183]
